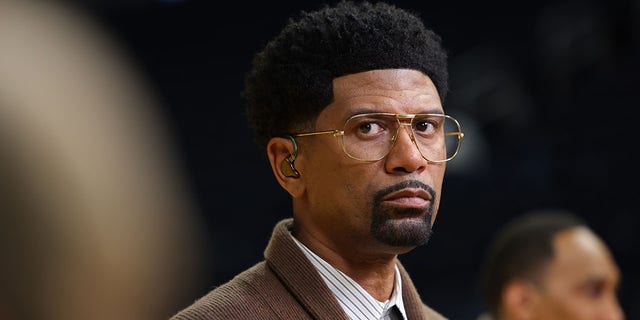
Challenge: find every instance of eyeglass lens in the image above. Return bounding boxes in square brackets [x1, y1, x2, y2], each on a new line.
[341, 114, 461, 162]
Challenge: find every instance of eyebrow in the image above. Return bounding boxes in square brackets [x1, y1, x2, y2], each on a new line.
[347, 108, 383, 117]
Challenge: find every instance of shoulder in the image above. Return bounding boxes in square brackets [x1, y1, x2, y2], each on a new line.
[170, 262, 280, 320]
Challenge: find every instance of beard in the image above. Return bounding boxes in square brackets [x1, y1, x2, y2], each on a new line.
[370, 180, 436, 247]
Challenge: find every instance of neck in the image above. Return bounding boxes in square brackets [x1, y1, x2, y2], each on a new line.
[293, 226, 398, 301]
[345, 260, 398, 301]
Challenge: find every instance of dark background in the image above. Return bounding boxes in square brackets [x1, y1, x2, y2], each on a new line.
[78, 0, 638, 318]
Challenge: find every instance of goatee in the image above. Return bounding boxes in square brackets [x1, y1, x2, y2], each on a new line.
[371, 180, 436, 247]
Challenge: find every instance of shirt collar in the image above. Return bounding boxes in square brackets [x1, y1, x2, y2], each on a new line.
[291, 233, 407, 320]
[387, 266, 407, 319]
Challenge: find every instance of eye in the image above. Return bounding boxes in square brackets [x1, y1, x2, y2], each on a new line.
[358, 121, 385, 135]
[345, 115, 391, 141]
[344, 114, 394, 141]
[582, 280, 606, 299]
[413, 117, 438, 134]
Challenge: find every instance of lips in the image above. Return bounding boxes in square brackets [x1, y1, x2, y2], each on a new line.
[380, 188, 432, 208]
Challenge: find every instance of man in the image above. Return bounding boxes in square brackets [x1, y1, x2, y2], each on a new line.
[172, 1, 463, 319]
[478, 210, 624, 320]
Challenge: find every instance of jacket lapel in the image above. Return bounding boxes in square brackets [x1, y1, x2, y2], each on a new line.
[265, 218, 350, 320]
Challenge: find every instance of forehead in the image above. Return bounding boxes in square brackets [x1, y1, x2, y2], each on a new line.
[545, 228, 620, 286]
[320, 69, 443, 122]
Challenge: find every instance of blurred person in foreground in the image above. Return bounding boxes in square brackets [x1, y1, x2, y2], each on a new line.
[172, 1, 465, 319]
[0, 1, 204, 319]
[477, 210, 624, 320]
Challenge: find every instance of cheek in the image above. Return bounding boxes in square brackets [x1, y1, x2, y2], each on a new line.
[340, 164, 377, 199]
[432, 165, 446, 187]
[543, 288, 592, 319]
[306, 146, 373, 204]
[429, 165, 446, 208]
[342, 173, 373, 210]
[332, 163, 384, 219]
[560, 300, 595, 319]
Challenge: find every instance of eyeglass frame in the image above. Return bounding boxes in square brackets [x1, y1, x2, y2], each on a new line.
[284, 112, 464, 164]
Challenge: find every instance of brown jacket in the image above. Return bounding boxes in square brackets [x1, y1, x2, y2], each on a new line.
[171, 218, 447, 320]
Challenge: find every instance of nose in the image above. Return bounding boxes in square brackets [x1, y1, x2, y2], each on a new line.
[384, 124, 429, 174]
[606, 298, 625, 320]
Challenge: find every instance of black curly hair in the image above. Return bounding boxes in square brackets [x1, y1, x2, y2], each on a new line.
[243, 0, 449, 148]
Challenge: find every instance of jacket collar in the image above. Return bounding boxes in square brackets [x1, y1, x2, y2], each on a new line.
[264, 218, 431, 320]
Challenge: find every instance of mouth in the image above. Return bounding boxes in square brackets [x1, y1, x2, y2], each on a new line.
[380, 188, 432, 208]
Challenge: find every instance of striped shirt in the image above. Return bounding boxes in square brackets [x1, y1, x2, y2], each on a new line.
[291, 234, 407, 320]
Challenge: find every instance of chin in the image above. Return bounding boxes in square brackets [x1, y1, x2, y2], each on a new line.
[372, 215, 433, 247]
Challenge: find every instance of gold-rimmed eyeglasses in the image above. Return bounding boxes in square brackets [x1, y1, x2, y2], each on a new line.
[287, 113, 464, 163]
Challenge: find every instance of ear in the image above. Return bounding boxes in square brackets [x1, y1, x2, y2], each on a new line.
[267, 137, 305, 198]
[501, 280, 539, 320]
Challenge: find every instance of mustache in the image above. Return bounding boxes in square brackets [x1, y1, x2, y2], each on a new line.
[373, 180, 436, 204]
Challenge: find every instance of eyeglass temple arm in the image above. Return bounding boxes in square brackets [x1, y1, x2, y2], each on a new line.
[293, 130, 342, 138]
[445, 131, 464, 138]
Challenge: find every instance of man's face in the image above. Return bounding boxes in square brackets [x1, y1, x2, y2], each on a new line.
[531, 227, 624, 320]
[293, 69, 446, 257]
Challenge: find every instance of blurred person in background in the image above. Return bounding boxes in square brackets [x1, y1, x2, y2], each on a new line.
[0, 1, 206, 319]
[477, 210, 624, 320]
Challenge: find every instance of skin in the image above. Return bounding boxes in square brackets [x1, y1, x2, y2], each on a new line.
[531, 227, 624, 320]
[267, 69, 446, 301]
[501, 227, 624, 320]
